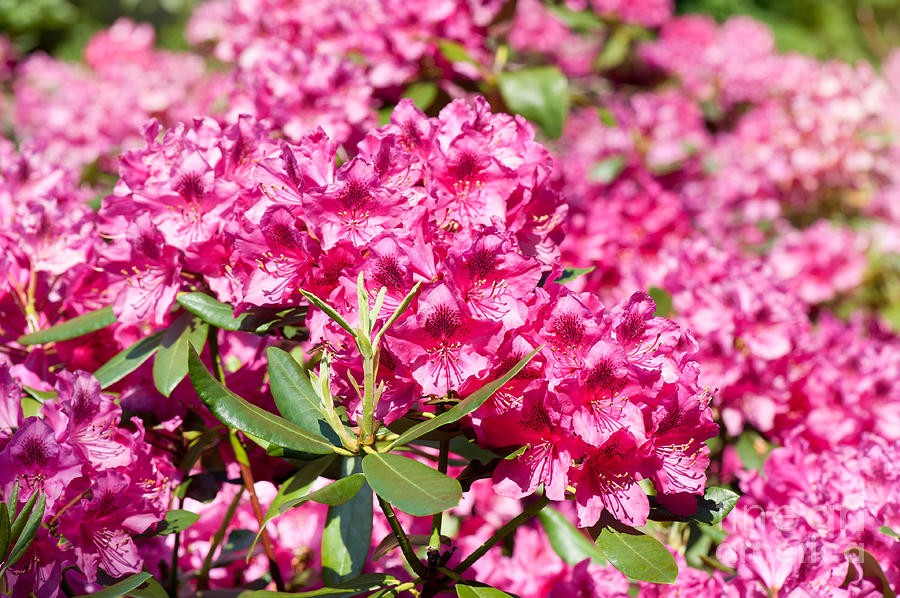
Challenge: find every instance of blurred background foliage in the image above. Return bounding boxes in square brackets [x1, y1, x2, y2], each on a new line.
[0, 0, 197, 57]
[676, 0, 900, 63]
[2, 0, 900, 63]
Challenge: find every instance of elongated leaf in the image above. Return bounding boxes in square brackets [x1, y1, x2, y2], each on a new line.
[7, 484, 18, 524]
[154, 313, 208, 397]
[649, 487, 739, 526]
[0, 502, 9, 560]
[72, 572, 158, 598]
[438, 40, 476, 65]
[8, 490, 39, 548]
[498, 66, 569, 138]
[555, 267, 595, 286]
[177, 293, 307, 333]
[386, 347, 541, 450]
[647, 287, 673, 318]
[403, 82, 438, 111]
[22, 386, 55, 402]
[363, 452, 461, 516]
[456, 584, 515, 598]
[3, 493, 46, 572]
[372, 533, 448, 560]
[93, 332, 164, 388]
[299, 289, 356, 338]
[879, 525, 900, 539]
[17, 306, 116, 345]
[267, 347, 340, 444]
[146, 509, 200, 536]
[322, 458, 373, 586]
[122, 577, 167, 598]
[187, 348, 336, 455]
[538, 507, 606, 565]
[372, 282, 421, 348]
[596, 527, 677, 584]
[844, 548, 896, 598]
[242, 573, 399, 598]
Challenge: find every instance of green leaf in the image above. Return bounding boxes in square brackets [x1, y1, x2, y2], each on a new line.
[17, 306, 116, 345]
[545, 4, 604, 31]
[0, 502, 9, 560]
[3, 492, 46, 573]
[22, 386, 55, 402]
[299, 289, 356, 338]
[153, 313, 208, 397]
[267, 347, 341, 444]
[8, 490, 39, 547]
[879, 525, 900, 539]
[438, 39, 476, 64]
[456, 584, 515, 598]
[386, 347, 541, 451]
[241, 573, 399, 597]
[498, 66, 569, 138]
[187, 348, 336, 455]
[72, 572, 166, 598]
[647, 287, 673, 318]
[362, 452, 461, 516]
[538, 507, 606, 565]
[93, 332, 164, 388]
[588, 155, 625, 184]
[176, 292, 307, 333]
[734, 431, 771, 471]
[595, 526, 677, 584]
[7, 483, 18, 524]
[147, 509, 200, 536]
[555, 267, 595, 286]
[403, 82, 438, 111]
[843, 548, 896, 598]
[322, 458, 373, 586]
[649, 487, 739, 527]
[372, 282, 421, 348]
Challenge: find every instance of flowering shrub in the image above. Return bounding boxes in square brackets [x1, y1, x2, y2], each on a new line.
[1, 1, 900, 597]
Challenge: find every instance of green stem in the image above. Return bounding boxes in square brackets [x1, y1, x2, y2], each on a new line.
[196, 486, 244, 591]
[360, 347, 377, 445]
[429, 438, 450, 551]
[453, 494, 551, 575]
[168, 496, 184, 598]
[207, 326, 225, 383]
[377, 496, 428, 578]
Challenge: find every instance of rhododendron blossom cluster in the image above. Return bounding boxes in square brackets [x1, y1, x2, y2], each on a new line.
[2, 0, 900, 596]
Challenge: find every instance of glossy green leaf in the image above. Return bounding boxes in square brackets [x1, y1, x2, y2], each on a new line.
[241, 573, 399, 597]
[176, 292, 307, 333]
[403, 82, 438, 111]
[93, 331, 164, 388]
[267, 347, 340, 444]
[386, 347, 541, 451]
[649, 487, 739, 526]
[17, 306, 116, 345]
[22, 386, 55, 402]
[153, 313, 208, 397]
[879, 525, 900, 539]
[456, 584, 515, 598]
[72, 572, 164, 598]
[362, 452, 461, 516]
[7, 484, 18, 524]
[498, 66, 569, 138]
[3, 493, 46, 573]
[146, 509, 200, 536]
[299, 289, 356, 338]
[596, 527, 677, 584]
[556, 267, 595, 286]
[8, 490, 39, 547]
[647, 287, 673, 318]
[322, 458, 373, 586]
[538, 507, 606, 565]
[187, 348, 336, 455]
[0, 503, 9, 560]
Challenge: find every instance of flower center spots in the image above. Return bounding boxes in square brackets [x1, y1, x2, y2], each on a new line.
[585, 360, 623, 394]
[520, 402, 550, 432]
[424, 305, 462, 341]
[176, 172, 205, 201]
[453, 152, 484, 183]
[91, 490, 118, 517]
[269, 223, 300, 251]
[71, 388, 98, 422]
[374, 255, 404, 291]
[657, 409, 683, 435]
[552, 312, 584, 347]
[619, 311, 646, 344]
[134, 233, 161, 261]
[319, 256, 353, 287]
[18, 436, 50, 467]
[466, 248, 497, 281]
[339, 179, 371, 212]
[401, 120, 422, 147]
[496, 354, 539, 381]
